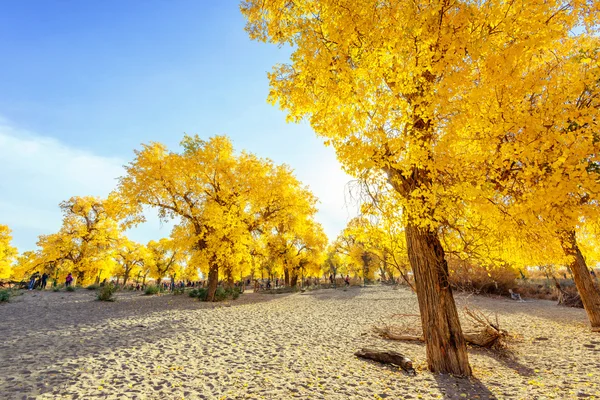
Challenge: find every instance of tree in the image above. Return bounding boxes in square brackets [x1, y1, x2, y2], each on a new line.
[116, 134, 320, 301]
[262, 186, 327, 287]
[241, 0, 599, 374]
[36, 196, 121, 285]
[146, 238, 182, 284]
[0, 225, 17, 280]
[334, 217, 381, 283]
[459, 34, 600, 329]
[114, 238, 148, 286]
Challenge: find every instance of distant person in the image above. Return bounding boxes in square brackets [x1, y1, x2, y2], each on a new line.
[28, 272, 39, 290]
[41, 273, 49, 289]
[329, 274, 334, 285]
[345, 275, 350, 286]
[266, 279, 271, 289]
[65, 273, 74, 287]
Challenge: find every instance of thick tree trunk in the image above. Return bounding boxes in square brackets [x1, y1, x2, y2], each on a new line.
[206, 262, 219, 302]
[123, 270, 130, 287]
[290, 271, 298, 287]
[560, 230, 600, 331]
[405, 223, 471, 376]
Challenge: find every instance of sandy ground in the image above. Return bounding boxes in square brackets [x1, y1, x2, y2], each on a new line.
[1, 286, 599, 400]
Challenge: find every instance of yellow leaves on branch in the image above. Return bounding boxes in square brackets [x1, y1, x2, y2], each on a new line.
[0, 225, 17, 280]
[242, 0, 600, 268]
[115, 135, 325, 281]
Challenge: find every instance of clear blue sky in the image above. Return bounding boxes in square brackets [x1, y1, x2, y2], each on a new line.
[0, 0, 354, 251]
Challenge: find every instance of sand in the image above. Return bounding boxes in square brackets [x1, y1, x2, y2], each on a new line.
[1, 286, 599, 399]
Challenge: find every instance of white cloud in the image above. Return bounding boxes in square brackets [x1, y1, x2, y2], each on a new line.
[0, 118, 356, 251]
[0, 120, 126, 250]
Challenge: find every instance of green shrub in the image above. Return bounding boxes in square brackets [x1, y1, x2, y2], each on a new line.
[86, 284, 99, 291]
[65, 285, 76, 292]
[268, 286, 298, 295]
[173, 287, 185, 295]
[97, 284, 117, 301]
[214, 287, 228, 302]
[52, 286, 61, 292]
[144, 285, 160, 295]
[189, 288, 208, 300]
[225, 287, 241, 300]
[0, 289, 11, 302]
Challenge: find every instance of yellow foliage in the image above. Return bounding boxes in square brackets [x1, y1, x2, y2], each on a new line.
[35, 196, 122, 285]
[0, 225, 17, 280]
[115, 134, 326, 292]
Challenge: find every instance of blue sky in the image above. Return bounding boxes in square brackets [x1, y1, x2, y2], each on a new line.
[0, 0, 355, 251]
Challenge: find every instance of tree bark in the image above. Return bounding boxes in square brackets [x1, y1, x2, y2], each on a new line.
[284, 268, 290, 286]
[405, 223, 471, 376]
[560, 230, 600, 331]
[206, 262, 219, 302]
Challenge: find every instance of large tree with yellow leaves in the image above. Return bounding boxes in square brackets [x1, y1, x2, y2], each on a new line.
[241, 0, 599, 375]
[116, 135, 323, 301]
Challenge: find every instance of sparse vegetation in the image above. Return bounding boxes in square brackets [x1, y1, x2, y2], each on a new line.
[144, 285, 160, 295]
[97, 284, 117, 301]
[0, 289, 11, 302]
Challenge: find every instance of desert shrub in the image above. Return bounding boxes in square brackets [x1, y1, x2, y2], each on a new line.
[267, 286, 299, 295]
[173, 287, 185, 295]
[214, 287, 228, 302]
[448, 257, 518, 295]
[65, 286, 76, 292]
[144, 285, 160, 295]
[224, 287, 241, 300]
[97, 284, 117, 302]
[86, 284, 99, 291]
[515, 278, 582, 307]
[189, 288, 209, 301]
[0, 289, 11, 302]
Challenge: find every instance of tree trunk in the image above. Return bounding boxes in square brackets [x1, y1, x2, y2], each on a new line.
[224, 265, 234, 288]
[206, 262, 219, 302]
[123, 270, 130, 287]
[290, 270, 298, 287]
[284, 268, 290, 286]
[405, 223, 471, 376]
[560, 230, 600, 331]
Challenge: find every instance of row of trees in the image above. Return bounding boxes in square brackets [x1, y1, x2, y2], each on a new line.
[2, 135, 327, 301]
[241, 0, 600, 376]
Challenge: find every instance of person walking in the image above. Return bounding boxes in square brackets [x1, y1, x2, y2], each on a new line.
[65, 273, 73, 287]
[41, 272, 49, 289]
[345, 275, 350, 287]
